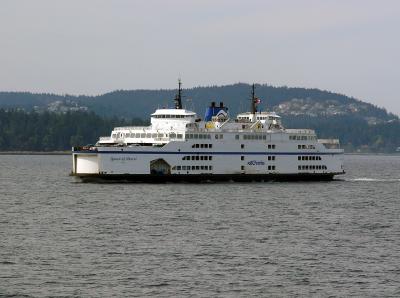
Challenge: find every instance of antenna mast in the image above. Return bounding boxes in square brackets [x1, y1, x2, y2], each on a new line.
[174, 79, 183, 109]
[251, 83, 257, 115]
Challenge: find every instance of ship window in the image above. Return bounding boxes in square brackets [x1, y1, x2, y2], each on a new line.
[243, 135, 247, 140]
[152, 133, 157, 138]
[262, 135, 266, 140]
[200, 156, 203, 160]
[298, 145, 301, 149]
[241, 166, 245, 170]
[195, 166, 199, 170]
[191, 166, 195, 170]
[140, 133, 145, 138]
[194, 134, 198, 139]
[298, 165, 301, 170]
[172, 166, 177, 170]
[205, 166, 208, 170]
[191, 156, 195, 160]
[195, 156, 199, 160]
[209, 166, 213, 170]
[235, 135, 239, 140]
[298, 156, 301, 160]
[204, 156, 208, 160]
[241, 156, 244, 160]
[200, 144, 204, 148]
[209, 144, 212, 148]
[199, 134, 203, 139]
[241, 144, 245, 149]
[201, 166, 204, 170]
[196, 144, 200, 148]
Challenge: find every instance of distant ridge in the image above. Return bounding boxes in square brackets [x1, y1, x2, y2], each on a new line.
[0, 83, 397, 121]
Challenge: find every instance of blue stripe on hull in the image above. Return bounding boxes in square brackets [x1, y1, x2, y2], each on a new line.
[74, 150, 342, 156]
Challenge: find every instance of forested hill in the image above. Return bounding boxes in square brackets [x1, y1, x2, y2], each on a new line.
[0, 84, 399, 152]
[0, 83, 397, 122]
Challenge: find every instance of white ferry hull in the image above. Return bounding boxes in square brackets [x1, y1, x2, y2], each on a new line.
[71, 144, 345, 183]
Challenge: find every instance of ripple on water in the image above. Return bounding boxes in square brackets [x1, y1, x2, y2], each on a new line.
[0, 154, 399, 297]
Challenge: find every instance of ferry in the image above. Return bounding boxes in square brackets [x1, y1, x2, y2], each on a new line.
[71, 81, 345, 182]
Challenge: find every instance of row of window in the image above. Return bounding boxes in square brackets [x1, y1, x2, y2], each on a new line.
[182, 155, 213, 161]
[186, 133, 317, 142]
[153, 114, 195, 119]
[267, 144, 276, 149]
[289, 135, 317, 141]
[172, 165, 213, 171]
[186, 134, 212, 139]
[113, 132, 183, 139]
[240, 165, 276, 170]
[298, 156, 322, 161]
[192, 143, 213, 148]
[243, 134, 267, 140]
[298, 165, 327, 170]
[298, 144, 316, 150]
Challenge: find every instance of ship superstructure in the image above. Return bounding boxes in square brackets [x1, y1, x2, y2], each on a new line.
[71, 82, 345, 182]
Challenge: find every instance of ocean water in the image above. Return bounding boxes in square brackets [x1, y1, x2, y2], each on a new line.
[0, 154, 399, 297]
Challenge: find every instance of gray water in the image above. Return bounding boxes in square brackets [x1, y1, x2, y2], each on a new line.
[0, 154, 399, 297]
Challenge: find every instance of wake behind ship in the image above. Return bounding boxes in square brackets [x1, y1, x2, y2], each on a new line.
[71, 82, 345, 182]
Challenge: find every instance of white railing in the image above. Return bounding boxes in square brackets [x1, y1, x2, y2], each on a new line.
[285, 129, 316, 134]
[99, 136, 113, 141]
[113, 126, 150, 131]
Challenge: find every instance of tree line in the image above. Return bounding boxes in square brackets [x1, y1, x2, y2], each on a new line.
[0, 109, 146, 151]
[0, 109, 398, 152]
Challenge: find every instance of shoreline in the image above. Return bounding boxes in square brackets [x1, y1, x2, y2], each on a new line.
[0, 151, 71, 155]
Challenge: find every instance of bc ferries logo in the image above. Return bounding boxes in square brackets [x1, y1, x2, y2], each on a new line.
[247, 160, 265, 166]
[216, 110, 228, 117]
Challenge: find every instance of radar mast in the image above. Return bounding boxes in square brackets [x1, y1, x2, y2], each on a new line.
[251, 83, 257, 115]
[174, 79, 183, 109]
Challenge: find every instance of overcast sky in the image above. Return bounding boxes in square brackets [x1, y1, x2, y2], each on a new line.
[1, 0, 399, 115]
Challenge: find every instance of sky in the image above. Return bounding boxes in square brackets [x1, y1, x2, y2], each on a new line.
[0, 0, 399, 115]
